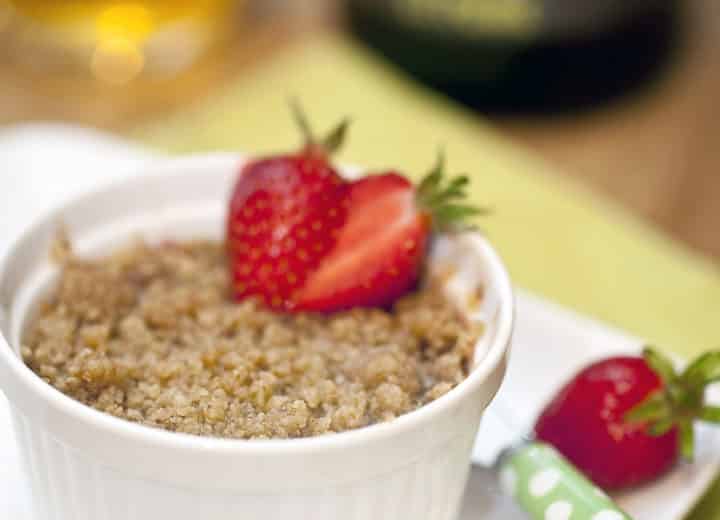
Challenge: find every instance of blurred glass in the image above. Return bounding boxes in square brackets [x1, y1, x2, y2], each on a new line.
[2, 0, 239, 83]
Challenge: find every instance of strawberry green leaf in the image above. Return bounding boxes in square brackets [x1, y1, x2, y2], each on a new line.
[643, 347, 677, 385]
[322, 118, 351, 154]
[646, 417, 676, 436]
[427, 176, 470, 205]
[415, 152, 488, 232]
[446, 175, 470, 191]
[440, 174, 469, 193]
[680, 420, 695, 460]
[632, 349, 720, 461]
[435, 204, 484, 219]
[624, 391, 671, 423]
[700, 406, 720, 423]
[682, 351, 720, 387]
[620, 349, 720, 473]
[417, 150, 445, 196]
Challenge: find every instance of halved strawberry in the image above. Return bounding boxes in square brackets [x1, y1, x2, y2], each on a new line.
[227, 104, 350, 310]
[295, 154, 483, 312]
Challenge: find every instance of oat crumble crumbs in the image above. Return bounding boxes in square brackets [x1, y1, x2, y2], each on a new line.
[23, 240, 482, 439]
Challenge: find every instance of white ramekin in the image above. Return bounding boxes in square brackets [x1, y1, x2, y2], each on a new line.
[0, 155, 513, 520]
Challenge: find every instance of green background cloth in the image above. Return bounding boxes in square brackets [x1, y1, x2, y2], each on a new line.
[132, 35, 720, 517]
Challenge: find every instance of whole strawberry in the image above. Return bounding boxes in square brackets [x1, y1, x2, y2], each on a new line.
[227, 103, 350, 310]
[535, 348, 720, 490]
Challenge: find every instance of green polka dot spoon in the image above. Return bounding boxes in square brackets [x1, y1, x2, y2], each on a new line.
[497, 441, 631, 520]
[475, 408, 631, 519]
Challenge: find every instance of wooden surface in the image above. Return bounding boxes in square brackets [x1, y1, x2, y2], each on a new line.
[1, 0, 719, 261]
[499, 0, 720, 260]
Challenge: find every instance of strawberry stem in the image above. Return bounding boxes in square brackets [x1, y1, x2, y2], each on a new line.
[289, 98, 350, 155]
[289, 97, 315, 145]
[416, 150, 488, 231]
[321, 118, 351, 154]
[625, 346, 720, 460]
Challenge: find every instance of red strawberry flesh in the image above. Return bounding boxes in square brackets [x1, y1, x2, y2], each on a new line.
[227, 153, 348, 310]
[295, 173, 430, 312]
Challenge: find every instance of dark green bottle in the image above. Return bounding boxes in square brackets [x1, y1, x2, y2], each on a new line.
[345, 0, 683, 114]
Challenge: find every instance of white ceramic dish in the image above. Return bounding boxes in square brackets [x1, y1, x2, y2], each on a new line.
[0, 155, 513, 520]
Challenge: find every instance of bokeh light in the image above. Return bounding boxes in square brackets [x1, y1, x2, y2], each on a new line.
[90, 3, 154, 84]
[96, 3, 154, 43]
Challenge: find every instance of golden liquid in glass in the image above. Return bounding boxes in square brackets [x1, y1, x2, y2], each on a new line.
[6, 0, 236, 81]
[11, 1, 231, 34]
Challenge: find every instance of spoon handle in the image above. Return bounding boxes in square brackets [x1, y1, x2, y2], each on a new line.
[498, 441, 632, 519]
